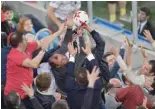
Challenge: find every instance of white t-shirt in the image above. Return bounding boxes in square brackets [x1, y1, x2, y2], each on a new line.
[123, 69, 145, 87]
[49, 1, 81, 20]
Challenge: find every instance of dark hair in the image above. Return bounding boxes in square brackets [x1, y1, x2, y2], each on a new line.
[5, 91, 20, 109]
[149, 78, 155, 95]
[140, 7, 151, 16]
[2, 4, 13, 12]
[48, 53, 59, 69]
[149, 60, 155, 75]
[103, 52, 114, 60]
[9, 32, 23, 48]
[52, 100, 69, 109]
[36, 73, 51, 92]
[75, 67, 88, 85]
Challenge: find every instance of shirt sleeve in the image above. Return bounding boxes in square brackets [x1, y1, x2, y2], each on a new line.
[116, 55, 128, 71]
[49, 1, 61, 8]
[26, 42, 38, 54]
[124, 70, 145, 86]
[12, 53, 27, 66]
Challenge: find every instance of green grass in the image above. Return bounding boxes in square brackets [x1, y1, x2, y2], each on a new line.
[81, 1, 155, 30]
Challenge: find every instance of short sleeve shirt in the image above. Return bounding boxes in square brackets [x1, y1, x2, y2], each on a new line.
[49, 1, 81, 20]
[4, 42, 38, 99]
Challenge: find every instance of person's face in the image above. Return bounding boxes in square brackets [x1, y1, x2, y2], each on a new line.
[141, 62, 152, 76]
[51, 54, 68, 67]
[138, 10, 148, 22]
[5, 10, 14, 20]
[23, 20, 33, 32]
[106, 54, 116, 68]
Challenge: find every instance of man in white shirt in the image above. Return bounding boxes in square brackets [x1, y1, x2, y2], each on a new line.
[47, 1, 81, 32]
[137, 7, 155, 40]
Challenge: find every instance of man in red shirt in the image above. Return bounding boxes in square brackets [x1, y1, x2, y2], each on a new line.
[4, 23, 66, 109]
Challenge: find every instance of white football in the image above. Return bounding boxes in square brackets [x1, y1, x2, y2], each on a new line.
[73, 11, 89, 27]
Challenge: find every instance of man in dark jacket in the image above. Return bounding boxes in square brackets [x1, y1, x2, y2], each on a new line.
[81, 25, 111, 87]
[49, 25, 110, 92]
[137, 7, 155, 40]
[64, 40, 104, 109]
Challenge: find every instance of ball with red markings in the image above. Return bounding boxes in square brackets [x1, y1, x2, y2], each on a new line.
[73, 11, 89, 27]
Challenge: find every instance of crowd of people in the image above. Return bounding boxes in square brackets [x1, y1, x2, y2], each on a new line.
[1, 1, 155, 109]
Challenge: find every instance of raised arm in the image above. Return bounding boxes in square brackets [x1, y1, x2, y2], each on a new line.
[125, 37, 133, 69]
[82, 40, 97, 72]
[81, 66, 100, 109]
[47, 2, 62, 28]
[84, 25, 105, 62]
[41, 38, 64, 63]
[109, 46, 126, 78]
[21, 84, 44, 109]
[65, 42, 77, 77]
[38, 23, 67, 50]
[143, 30, 155, 50]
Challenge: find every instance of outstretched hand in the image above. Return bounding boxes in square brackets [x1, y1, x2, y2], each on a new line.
[143, 30, 154, 43]
[58, 23, 68, 35]
[68, 42, 77, 56]
[109, 45, 119, 57]
[87, 66, 100, 88]
[140, 46, 148, 59]
[81, 41, 92, 55]
[21, 83, 34, 98]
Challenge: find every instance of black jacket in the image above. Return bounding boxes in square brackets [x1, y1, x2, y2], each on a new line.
[65, 58, 102, 109]
[82, 30, 110, 86]
[35, 91, 55, 109]
[139, 21, 155, 40]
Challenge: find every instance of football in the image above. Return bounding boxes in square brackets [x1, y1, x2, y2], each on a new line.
[73, 11, 89, 27]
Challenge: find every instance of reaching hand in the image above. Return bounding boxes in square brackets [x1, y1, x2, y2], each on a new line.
[109, 45, 119, 57]
[58, 37, 64, 46]
[81, 41, 92, 55]
[87, 66, 100, 88]
[143, 30, 154, 43]
[66, 15, 74, 29]
[21, 83, 34, 98]
[81, 24, 93, 32]
[67, 42, 77, 56]
[140, 46, 147, 59]
[40, 41, 49, 51]
[126, 37, 133, 48]
[58, 23, 68, 35]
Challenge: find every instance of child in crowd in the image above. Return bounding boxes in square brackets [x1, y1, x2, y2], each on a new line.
[2, 4, 19, 31]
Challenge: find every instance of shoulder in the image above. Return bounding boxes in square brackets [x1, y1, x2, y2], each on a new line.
[8, 49, 22, 58]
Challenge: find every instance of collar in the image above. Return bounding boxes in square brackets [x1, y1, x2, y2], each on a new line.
[139, 20, 147, 27]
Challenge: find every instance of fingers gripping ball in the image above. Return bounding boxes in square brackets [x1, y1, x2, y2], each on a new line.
[73, 11, 89, 27]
